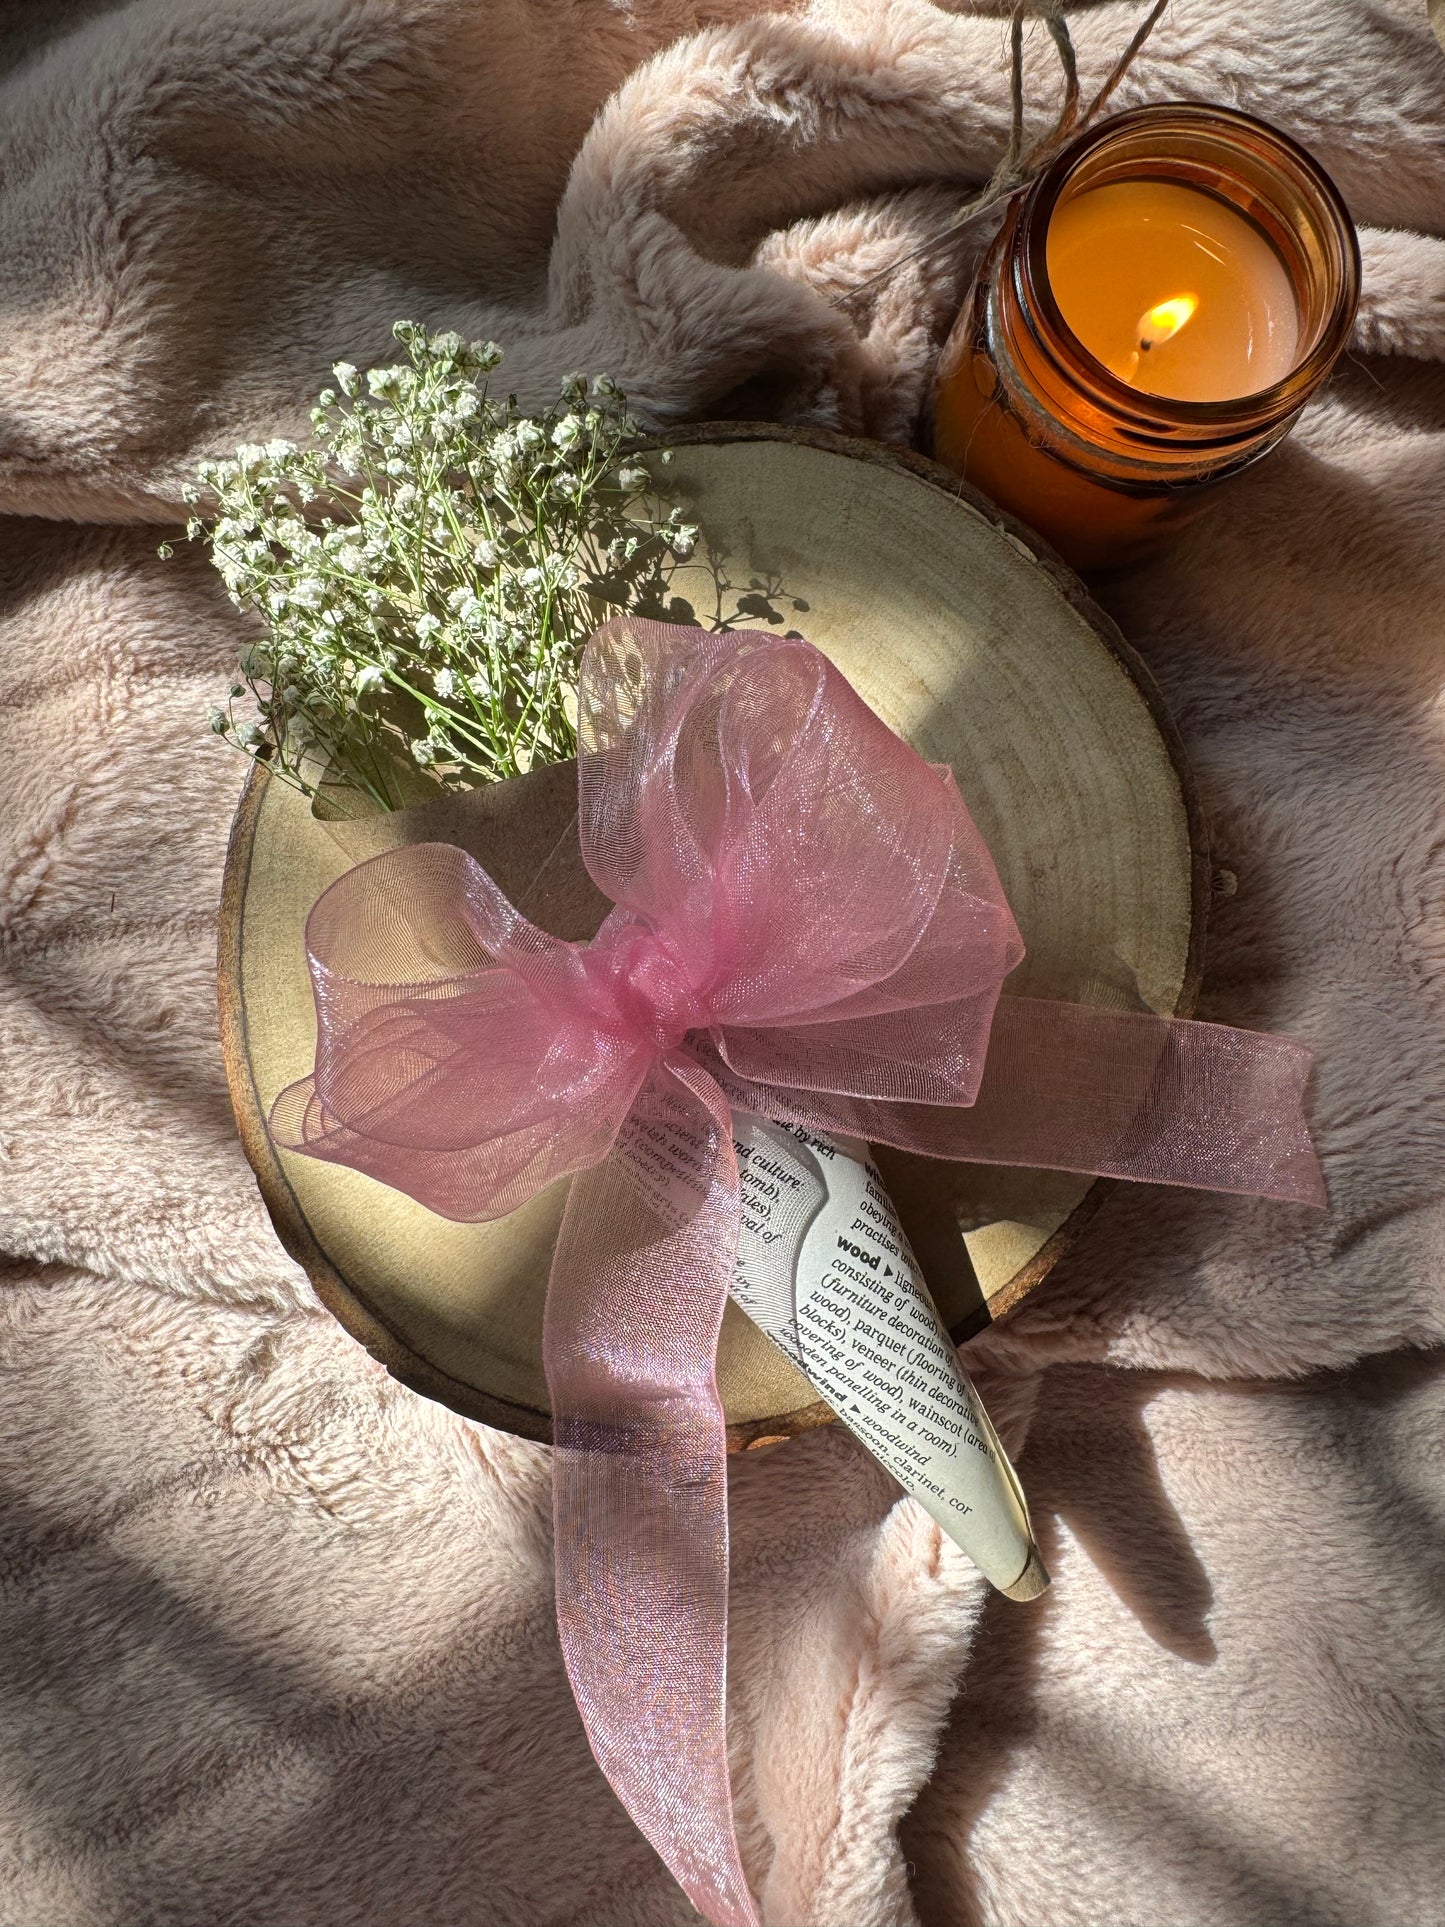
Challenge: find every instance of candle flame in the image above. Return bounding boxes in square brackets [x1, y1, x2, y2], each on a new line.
[1138, 294, 1198, 351]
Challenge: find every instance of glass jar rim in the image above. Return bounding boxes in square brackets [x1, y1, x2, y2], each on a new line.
[1017, 102, 1361, 432]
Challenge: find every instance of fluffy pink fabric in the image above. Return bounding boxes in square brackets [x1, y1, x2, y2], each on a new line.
[1, 3, 1442, 1923]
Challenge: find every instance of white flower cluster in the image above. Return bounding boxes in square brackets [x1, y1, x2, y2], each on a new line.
[185, 322, 699, 805]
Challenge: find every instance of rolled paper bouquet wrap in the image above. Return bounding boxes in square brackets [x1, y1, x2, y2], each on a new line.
[271, 617, 1324, 1927]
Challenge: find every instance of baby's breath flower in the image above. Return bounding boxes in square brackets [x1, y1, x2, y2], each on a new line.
[184, 324, 704, 804]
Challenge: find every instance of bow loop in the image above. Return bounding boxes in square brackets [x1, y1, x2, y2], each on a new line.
[273, 840, 652, 1219]
[576, 619, 1022, 1037]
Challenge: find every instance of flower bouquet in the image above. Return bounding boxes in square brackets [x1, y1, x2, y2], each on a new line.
[200, 332, 1323, 1927]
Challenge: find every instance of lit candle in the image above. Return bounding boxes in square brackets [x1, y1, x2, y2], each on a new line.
[1044, 179, 1300, 401]
[930, 106, 1358, 571]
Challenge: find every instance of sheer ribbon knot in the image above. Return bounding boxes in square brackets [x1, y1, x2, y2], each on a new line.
[274, 618, 1323, 1927]
[586, 923, 712, 1053]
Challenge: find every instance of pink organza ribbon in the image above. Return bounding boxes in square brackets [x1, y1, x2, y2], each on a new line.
[273, 618, 1324, 1926]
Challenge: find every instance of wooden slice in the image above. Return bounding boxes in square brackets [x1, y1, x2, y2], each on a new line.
[218, 425, 1206, 1449]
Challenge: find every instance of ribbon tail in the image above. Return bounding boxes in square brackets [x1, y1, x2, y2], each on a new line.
[966, 997, 1327, 1205]
[544, 1064, 760, 1927]
[709, 997, 1325, 1208]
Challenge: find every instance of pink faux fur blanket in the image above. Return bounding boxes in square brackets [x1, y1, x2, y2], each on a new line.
[2, 3, 1444, 1923]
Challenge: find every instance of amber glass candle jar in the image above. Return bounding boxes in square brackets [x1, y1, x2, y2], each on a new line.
[930, 104, 1360, 571]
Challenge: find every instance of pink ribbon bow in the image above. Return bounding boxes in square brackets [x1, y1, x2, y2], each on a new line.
[274, 618, 1323, 1926]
